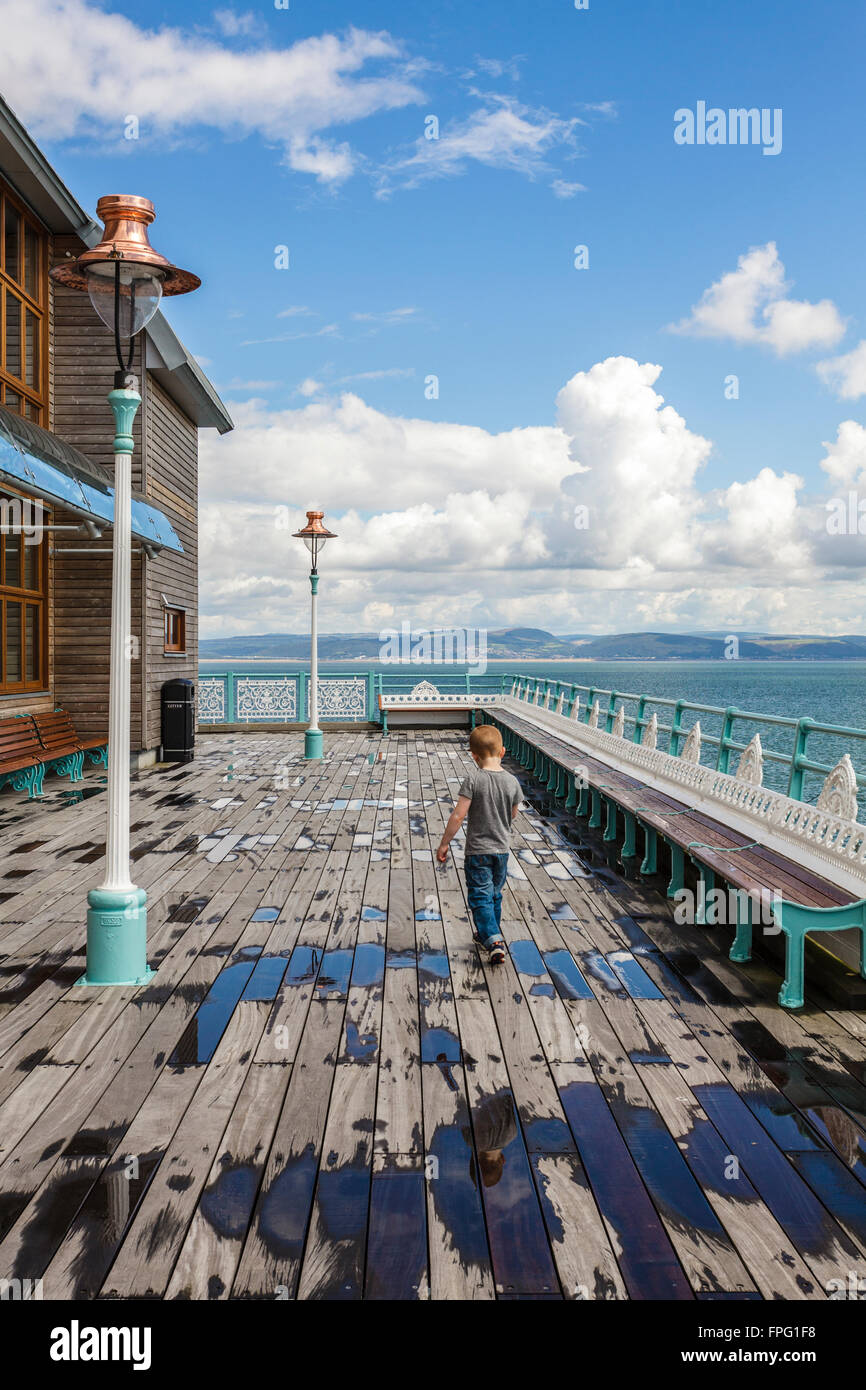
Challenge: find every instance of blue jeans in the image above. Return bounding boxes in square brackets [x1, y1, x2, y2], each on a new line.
[465, 853, 509, 944]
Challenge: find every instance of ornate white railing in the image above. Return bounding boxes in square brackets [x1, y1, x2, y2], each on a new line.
[498, 693, 866, 896]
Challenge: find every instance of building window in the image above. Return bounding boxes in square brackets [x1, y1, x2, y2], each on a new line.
[0, 182, 47, 426]
[164, 607, 186, 654]
[1, 489, 47, 693]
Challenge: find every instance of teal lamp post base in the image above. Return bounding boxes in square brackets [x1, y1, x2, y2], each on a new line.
[305, 728, 323, 760]
[77, 887, 153, 987]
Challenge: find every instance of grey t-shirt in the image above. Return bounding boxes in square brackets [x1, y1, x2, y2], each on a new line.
[458, 767, 522, 855]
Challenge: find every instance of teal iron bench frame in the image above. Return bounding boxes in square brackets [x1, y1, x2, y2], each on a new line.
[32, 709, 108, 784]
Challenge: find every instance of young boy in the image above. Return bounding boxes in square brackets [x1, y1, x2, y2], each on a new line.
[436, 724, 522, 965]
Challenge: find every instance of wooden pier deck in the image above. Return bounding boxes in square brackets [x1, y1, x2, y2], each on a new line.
[1, 730, 866, 1300]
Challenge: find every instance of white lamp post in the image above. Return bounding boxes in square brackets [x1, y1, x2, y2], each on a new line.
[292, 510, 337, 760]
[50, 196, 200, 985]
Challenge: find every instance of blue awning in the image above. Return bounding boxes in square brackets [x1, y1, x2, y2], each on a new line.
[0, 404, 184, 554]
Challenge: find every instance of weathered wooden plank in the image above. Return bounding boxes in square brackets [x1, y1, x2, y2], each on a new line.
[100, 1001, 270, 1297]
[231, 998, 346, 1298]
[365, 1154, 429, 1300]
[421, 1059, 495, 1300]
[553, 1061, 694, 1299]
[296, 1060, 378, 1300]
[165, 1061, 292, 1299]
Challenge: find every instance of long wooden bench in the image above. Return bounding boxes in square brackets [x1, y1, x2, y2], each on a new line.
[379, 681, 499, 734]
[0, 711, 107, 801]
[489, 705, 866, 1010]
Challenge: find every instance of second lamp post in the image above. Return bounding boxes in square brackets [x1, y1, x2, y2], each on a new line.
[293, 510, 337, 759]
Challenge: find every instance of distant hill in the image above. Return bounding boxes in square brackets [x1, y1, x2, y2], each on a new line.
[574, 632, 866, 661]
[199, 628, 866, 661]
[199, 627, 581, 660]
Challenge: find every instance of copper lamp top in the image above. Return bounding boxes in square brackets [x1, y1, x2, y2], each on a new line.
[50, 194, 200, 295]
[292, 509, 338, 540]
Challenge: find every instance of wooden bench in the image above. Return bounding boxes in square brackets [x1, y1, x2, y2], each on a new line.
[491, 705, 866, 1010]
[378, 680, 499, 734]
[33, 710, 108, 782]
[0, 711, 107, 801]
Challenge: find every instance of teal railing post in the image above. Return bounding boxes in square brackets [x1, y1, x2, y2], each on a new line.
[367, 669, 377, 722]
[226, 671, 236, 724]
[298, 671, 307, 724]
[788, 718, 815, 800]
[606, 690, 618, 733]
[585, 687, 595, 723]
[669, 699, 686, 755]
[634, 695, 646, 744]
[465, 670, 472, 695]
[717, 707, 739, 772]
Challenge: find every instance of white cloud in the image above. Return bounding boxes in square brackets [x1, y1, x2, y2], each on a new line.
[818, 420, 866, 489]
[669, 243, 847, 356]
[469, 56, 525, 81]
[707, 468, 808, 570]
[817, 340, 866, 400]
[377, 95, 583, 194]
[213, 9, 262, 39]
[219, 378, 280, 392]
[0, 0, 423, 183]
[277, 306, 315, 320]
[198, 358, 865, 638]
[240, 324, 340, 346]
[337, 368, 415, 384]
[351, 307, 418, 325]
[554, 358, 711, 572]
[551, 179, 587, 198]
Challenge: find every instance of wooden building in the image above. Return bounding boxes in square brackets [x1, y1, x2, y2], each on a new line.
[0, 97, 231, 763]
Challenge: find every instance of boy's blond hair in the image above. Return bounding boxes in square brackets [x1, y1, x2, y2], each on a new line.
[469, 724, 504, 759]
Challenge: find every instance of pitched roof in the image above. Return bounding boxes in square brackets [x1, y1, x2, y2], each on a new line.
[0, 95, 233, 435]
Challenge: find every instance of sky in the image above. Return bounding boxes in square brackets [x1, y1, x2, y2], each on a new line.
[2, 0, 865, 638]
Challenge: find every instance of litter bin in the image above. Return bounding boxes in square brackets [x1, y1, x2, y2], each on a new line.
[161, 678, 195, 763]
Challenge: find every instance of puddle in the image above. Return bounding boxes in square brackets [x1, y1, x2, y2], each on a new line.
[509, 940, 547, 977]
[422, 1026, 460, 1063]
[242, 954, 292, 1001]
[350, 944, 385, 988]
[418, 951, 450, 979]
[169, 953, 262, 1064]
[345, 1020, 378, 1061]
[543, 949, 594, 1001]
